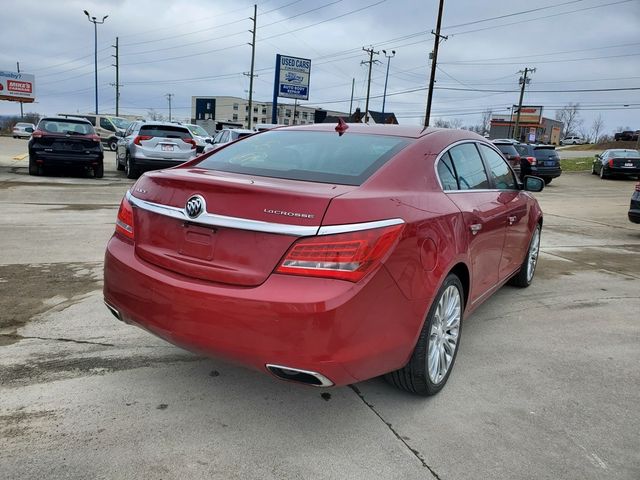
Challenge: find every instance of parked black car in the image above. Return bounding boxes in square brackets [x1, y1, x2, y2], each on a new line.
[514, 143, 562, 184]
[630, 182, 640, 224]
[492, 140, 522, 179]
[28, 117, 104, 177]
[592, 149, 640, 179]
[614, 130, 639, 142]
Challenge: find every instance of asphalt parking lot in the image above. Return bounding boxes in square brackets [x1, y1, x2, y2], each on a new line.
[1, 136, 638, 480]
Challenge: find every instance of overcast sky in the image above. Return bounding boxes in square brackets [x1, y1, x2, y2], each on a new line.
[1, 0, 639, 134]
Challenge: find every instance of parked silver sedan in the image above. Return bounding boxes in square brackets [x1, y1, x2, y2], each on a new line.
[117, 121, 197, 179]
[12, 122, 36, 139]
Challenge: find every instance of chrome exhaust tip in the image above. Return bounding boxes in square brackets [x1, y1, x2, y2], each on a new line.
[266, 364, 334, 387]
[103, 300, 122, 322]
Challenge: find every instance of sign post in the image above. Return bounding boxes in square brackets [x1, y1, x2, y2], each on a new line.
[271, 54, 311, 124]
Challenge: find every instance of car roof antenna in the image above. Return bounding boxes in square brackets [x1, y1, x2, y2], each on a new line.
[335, 118, 349, 136]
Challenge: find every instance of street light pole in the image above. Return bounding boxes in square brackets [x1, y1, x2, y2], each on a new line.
[84, 10, 108, 115]
[381, 50, 395, 117]
[165, 93, 174, 121]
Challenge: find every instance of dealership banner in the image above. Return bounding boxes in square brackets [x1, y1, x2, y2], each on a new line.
[0, 71, 35, 103]
[275, 54, 311, 100]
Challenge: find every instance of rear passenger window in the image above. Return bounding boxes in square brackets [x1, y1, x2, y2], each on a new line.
[448, 143, 490, 190]
[437, 152, 459, 190]
[478, 144, 517, 190]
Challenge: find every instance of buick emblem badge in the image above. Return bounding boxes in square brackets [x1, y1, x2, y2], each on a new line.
[185, 195, 205, 219]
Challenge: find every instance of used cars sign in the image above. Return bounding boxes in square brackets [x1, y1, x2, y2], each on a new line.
[275, 54, 311, 100]
[0, 71, 35, 103]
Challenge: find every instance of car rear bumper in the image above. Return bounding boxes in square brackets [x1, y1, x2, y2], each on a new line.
[607, 167, 640, 176]
[103, 235, 422, 386]
[629, 209, 640, 223]
[30, 150, 103, 166]
[530, 166, 562, 179]
[132, 157, 187, 169]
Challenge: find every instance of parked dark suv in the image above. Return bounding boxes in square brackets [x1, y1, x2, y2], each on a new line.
[28, 117, 104, 177]
[492, 140, 522, 179]
[514, 143, 562, 184]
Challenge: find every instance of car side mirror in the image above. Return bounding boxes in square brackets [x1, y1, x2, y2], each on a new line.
[523, 176, 544, 192]
[205, 138, 212, 144]
[595, 154, 600, 159]
[26, 127, 34, 132]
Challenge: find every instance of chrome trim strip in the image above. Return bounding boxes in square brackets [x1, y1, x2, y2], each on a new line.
[317, 218, 405, 236]
[266, 364, 334, 387]
[126, 190, 319, 237]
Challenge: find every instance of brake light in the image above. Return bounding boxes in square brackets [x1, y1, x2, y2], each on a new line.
[115, 196, 135, 240]
[608, 159, 614, 168]
[276, 223, 403, 282]
[134, 135, 152, 146]
[90, 134, 101, 143]
[635, 183, 640, 192]
[32, 130, 44, 138]
[526, 156, 537, 166]
[183, 138, 197, 149]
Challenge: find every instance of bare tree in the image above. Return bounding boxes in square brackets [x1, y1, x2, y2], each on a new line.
[450, 118, 464, 129]
[433, 118, 451, 128]
[147, 109, 165, 121]
[555, 103, 582, 137]
[481, 108, 492, 136]
[590, 114, 604, 144]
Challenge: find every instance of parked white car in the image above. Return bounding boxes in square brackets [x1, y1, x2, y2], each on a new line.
[185, 123, 213, 153]
[560, 136, 587, 145]
[12, 122, 36, 139]
[204, 128, 254, 152]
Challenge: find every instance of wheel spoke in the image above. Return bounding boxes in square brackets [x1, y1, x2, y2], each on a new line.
[427, 284, 462, 384]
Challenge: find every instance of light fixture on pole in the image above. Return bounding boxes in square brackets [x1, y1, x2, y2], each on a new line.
[381, 49, 395, 117]
[84, 10, 109, 115]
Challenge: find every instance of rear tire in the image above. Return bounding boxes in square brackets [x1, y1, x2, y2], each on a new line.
[543, 177, 552, 185]
[108, 139, 118, 151]
[125, 153, 138, 179]
[28, 155, 39, 176]
[385, 274, 464, 396]
[600, 167, 607, 179]
[94, 162, 104, 179]
[116, 155, 124, 171]
[509, 224, 541, 288]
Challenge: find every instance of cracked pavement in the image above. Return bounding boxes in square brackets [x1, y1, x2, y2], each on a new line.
[0, 137, 639, 479]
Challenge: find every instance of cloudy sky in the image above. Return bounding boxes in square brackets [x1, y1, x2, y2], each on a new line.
[1, 0, 639, 134]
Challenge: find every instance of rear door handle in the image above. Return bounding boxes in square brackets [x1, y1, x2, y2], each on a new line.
[508, 215, 517, 225]
[469, 224, 482, 235]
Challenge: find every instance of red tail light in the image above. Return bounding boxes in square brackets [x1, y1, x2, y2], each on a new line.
[32, 130, 44, 138]
[134, 135, 152, 146]
[526, 156, 537, 165]
[276, 223, 403, 282]
[635, 182, 640, 192]
[608, 159, 614, 168]
[183, 138, 197, 149]
[90, 134, 101, 143]
[115, 196, 135, 240]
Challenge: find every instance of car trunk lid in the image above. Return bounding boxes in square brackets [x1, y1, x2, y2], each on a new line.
[129, 168, 354, 286]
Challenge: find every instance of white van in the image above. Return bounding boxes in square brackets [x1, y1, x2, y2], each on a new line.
[58, 114, 131, 151]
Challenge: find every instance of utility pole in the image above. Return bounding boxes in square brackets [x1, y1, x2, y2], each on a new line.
[247, 4, 257, 129]
[381, 49, 396, 116]
[513, 67, 535, 141]
[361, 46, 380, 123]
[84, 10, 109, 115]
[16, 61, 23, 119]
[349, 78, 355, 116]
[293, 99, 298, 125]
[111, 37, 120, 116]
[165, 93, 174, 121]
[424, 0, 446, 127]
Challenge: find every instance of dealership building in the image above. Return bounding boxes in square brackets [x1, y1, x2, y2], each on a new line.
[190, 96, 349, 132]
[489, 106, 563, 145]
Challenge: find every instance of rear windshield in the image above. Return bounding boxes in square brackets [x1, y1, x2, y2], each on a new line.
[231, 131, 252, 141]
[494, 144, 518, 156]
[196, 130, 411, 186]
[39, 119, 95, 135]
[533, 146, 559, 160]
[139, 125, 191, 139]
[610, 150, 640, 158]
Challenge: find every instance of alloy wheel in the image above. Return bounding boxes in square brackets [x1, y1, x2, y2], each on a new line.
[428, 285, 461, 384]
[526, 227, 540, 283]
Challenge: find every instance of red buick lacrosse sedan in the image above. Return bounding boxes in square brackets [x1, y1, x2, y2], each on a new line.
[104, 123, 544, 395]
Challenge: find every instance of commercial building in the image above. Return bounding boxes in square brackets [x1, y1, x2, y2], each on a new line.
[190, 96, 348, 132]
[489, 106, 563, 145]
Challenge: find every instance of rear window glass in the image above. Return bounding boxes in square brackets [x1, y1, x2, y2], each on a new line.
[39, 119, 94, 135]
[609, 150, 640, 158]
[533, 147, 559, 160]
[140, 125, 191, 139]
[196, 131, 411, 186]
[494, 144, 518, 156]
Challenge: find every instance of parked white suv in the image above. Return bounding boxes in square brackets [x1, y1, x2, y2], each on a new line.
[560, 136, 587, 145]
